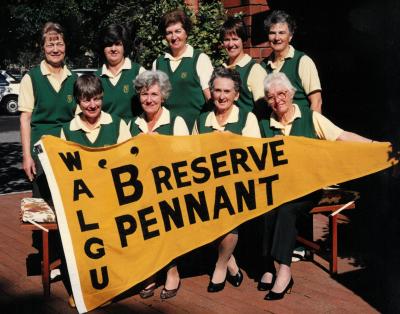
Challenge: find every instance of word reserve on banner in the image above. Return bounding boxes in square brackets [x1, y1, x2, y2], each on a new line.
[37, 133, 396, 313]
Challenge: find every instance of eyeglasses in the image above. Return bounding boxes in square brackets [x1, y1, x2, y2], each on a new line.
[266, 90, 288, 103]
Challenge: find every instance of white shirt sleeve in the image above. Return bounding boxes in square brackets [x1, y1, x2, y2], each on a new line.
[196, 53, 214, 90]
[117, 120, 132, 143]
[312, 111, 343, 141]
[242, 112, 261, 138]
[298, 55, 322, 95]
[173, 116, 190, 135]
[18, 74, 34, 112]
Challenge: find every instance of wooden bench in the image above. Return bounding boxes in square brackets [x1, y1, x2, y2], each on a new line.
[297, 189, 359, 276]
[20, 198, 60, 297]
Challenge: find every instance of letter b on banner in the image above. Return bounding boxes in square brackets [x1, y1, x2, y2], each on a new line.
[111, 165, 143, 205]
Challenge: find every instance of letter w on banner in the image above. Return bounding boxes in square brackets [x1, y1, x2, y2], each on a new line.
[37, 133, 396, 313]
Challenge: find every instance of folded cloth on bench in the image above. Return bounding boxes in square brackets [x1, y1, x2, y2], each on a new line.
[21, 198, 56, 223]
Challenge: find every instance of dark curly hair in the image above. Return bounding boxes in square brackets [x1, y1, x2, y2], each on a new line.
[159, 8, 192, 35]
[220, 16, 248, 42]
[98, 24, 132, 59]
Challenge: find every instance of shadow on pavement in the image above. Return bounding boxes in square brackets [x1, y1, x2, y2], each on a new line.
[0, 142, 31, 194]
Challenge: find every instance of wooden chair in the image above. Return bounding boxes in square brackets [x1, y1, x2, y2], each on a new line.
[297, 189, 359, 276]
[20, 198, 60, 297]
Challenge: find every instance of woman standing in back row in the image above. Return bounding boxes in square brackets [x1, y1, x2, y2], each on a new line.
[153, 8, 214, 130]
[96, 24, 145, 121]
[220, 17, 267, 119]
[261, 10, 323, 113]
[19, 22, 77, 200]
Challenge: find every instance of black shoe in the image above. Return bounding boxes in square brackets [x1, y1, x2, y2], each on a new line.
[207, 279, 226, 293]
[257, 276, 275, 291]
[264, 278, 294, 301]
[139, 283, 156, 299]
[227, 269, 243, 287]
[160, 281, 181, 299]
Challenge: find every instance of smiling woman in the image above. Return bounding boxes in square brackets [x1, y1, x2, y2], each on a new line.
[153, 9, 214, 130]
[193, 67, 260, 138]
[96, 24, 145, 121]
[261, 10, 323, 113]
[18, 21, 78, 308]
[258, 71, 374, 302]
[19, 22, 77, 195]
[193, 66, 260, 294]
[129, 70, 188, 137]
[60, 74, 131, 147]
[129, 69, 189, 300]
[220, 17, 267, 117]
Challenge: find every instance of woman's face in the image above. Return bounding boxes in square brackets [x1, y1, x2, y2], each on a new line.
[268, 22, 292, 54]
[79, 94, 102, 121]
[266, 84, 292, 117]
[43, 33, 65, 67]
[165, 22, 188, 52]
[104, 41, 125, 66]
[140, 84, 163, 117]
[223, 33, 244, 61]
[212, 77, 239, 113]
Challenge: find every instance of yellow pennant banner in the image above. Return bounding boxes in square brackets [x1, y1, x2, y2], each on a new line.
[38, 133, 396, 313]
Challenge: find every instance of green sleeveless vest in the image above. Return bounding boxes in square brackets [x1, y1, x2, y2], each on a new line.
[197, 108, 249, 135]
[96, 62, 141, 121]
[232, 58, 256, 112]
[156, 49, 205, 130]
[130, 114, 177, 135]
[29, 66, 77, 153]
[259, 105, 317, 138]
[62, 114, 121, 147]
[261, 49, 309, 108]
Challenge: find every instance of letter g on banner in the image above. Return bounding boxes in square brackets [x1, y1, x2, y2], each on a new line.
[111, 165, 143, 205]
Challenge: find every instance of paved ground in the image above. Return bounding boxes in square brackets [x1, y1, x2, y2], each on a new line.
[4, 192, 380, 314]
[0, 115, 30, 194]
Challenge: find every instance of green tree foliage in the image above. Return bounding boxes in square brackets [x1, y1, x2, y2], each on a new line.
[2, 0, 227, 70]
[104, 0, 227, 69]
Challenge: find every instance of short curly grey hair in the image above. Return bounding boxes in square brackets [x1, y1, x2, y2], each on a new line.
[263, 72, 296, 95]
[134, 70, 172, 99]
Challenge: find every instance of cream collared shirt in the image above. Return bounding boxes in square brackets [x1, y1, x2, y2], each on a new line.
[18, 60, 72, 112]
[267, 45, 321, 95]
[60, 111, 131, 144]
[269, 104, 343, 140]
[132, 107, 189, 135]
[223, 54, 267, 101]
[152, 44, 213, 90]
[192, 105, 260, 138]
[101, 57, 146, 86]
